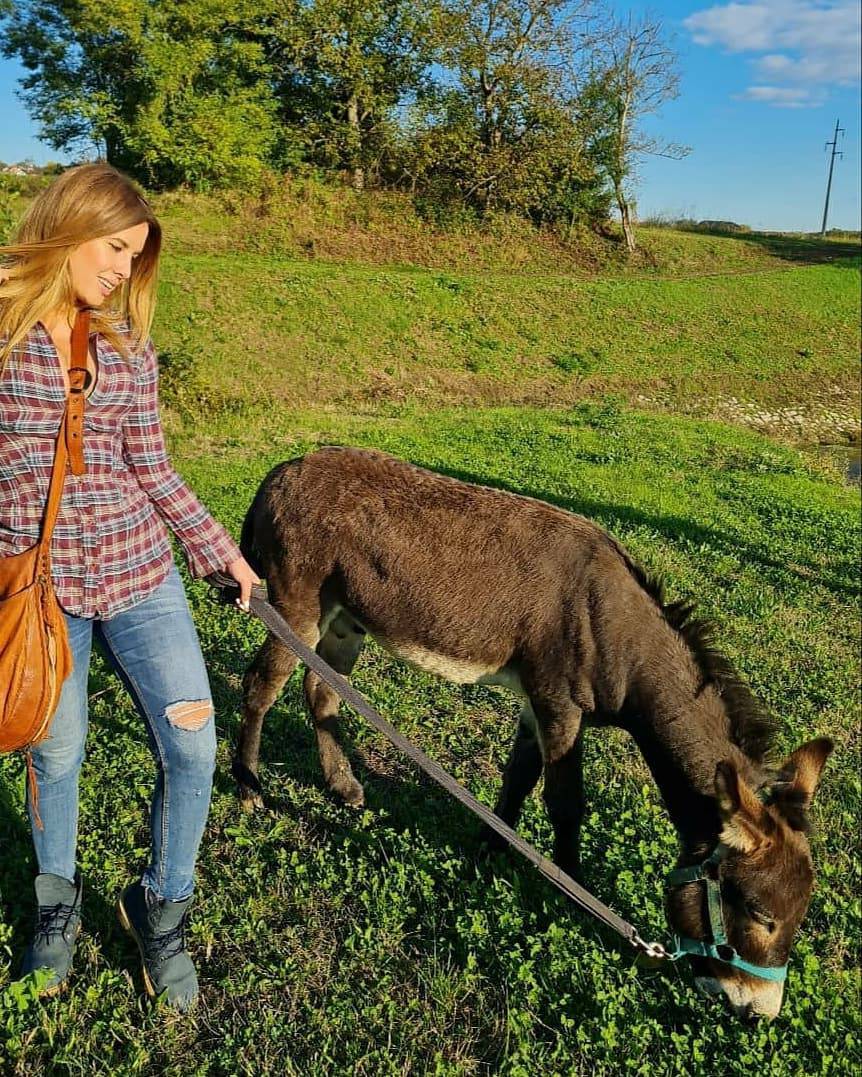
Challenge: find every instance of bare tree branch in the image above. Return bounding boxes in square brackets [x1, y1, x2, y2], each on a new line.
[583, 9, 690, 251]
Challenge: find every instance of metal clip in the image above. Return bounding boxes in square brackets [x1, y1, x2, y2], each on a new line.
[631, 933, 674, 968]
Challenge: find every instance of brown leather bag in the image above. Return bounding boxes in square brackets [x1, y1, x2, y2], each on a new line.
[0, 310, 91, 819]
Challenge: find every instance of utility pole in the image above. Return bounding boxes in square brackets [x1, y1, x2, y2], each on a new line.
[820, 118, 844, 236]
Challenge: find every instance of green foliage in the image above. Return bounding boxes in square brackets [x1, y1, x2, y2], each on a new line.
[0, 183, 17, 246]
[1, 0, 282, 189]
[0, 171, 59, 244]
[1, 404, 858, 1074]
[551, 347, 606, 375]
[280, 0, 433, 186]
[406, 89, 611, 231]
[0, 0, 690, 241]
[126, 70, 280, 191]
[400, 0, 611, 230]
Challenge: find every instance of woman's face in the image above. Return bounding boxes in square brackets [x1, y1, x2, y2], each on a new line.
[68, 221, 150, 309]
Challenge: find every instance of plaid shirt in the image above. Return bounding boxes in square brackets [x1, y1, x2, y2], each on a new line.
[0, 322, 241, 618]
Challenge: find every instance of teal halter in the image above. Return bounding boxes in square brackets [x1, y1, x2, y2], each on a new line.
[666, 846, 788, 984]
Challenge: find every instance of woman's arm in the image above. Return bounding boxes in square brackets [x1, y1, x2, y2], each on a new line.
[121, 336, 258, 603]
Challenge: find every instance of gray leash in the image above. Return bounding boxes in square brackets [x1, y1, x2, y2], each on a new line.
[209, 572, 672, 962]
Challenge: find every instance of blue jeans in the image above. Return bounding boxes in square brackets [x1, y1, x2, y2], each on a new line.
[28, 563, 216, 901]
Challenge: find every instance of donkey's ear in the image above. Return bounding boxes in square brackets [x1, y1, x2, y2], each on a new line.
[775, 745, 831, 809]
[715, 761, 769, 853]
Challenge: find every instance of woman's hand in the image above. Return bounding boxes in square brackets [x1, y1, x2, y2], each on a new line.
[225, 556, 262, 613]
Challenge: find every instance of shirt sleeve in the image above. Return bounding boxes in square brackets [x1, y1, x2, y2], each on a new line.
[121, 336, 242, 578]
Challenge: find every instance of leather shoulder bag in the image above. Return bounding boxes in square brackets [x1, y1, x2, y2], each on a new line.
[0, 309, 91, 824]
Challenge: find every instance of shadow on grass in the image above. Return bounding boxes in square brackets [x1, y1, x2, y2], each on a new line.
[679, 229, 861, 267]
[198, 643, 692, 1005]
[0, 769, 38, 937]
[200, 656, 717, 1040]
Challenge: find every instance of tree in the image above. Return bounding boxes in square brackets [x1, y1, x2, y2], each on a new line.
[1, 1, 283, 189]
[397, 0, 611, 230]
[424, 0, 596, 210]
[274, 0, 433, 190]
[583, 12, 689, 251]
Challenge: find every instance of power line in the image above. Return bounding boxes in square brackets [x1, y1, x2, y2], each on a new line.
[820, 118, 844, 237]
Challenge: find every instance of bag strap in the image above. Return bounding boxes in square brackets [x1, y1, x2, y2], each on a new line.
[36, 309, 90, 575]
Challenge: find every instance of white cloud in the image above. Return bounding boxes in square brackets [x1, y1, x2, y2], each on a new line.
[684, 0, 861, 106]
[735, 84, 825, 107]
[757, 54, 794, 75]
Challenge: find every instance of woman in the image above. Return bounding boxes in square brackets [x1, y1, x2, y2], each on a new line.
[0, 162, 260, 1011]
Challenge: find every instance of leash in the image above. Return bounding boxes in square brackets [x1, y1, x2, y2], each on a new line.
[208, 571, 674, 963]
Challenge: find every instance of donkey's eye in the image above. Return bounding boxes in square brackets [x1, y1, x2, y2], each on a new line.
[746, 903, 776, 930]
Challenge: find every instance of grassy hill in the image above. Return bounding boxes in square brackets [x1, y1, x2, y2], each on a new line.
[150, 180, 860, 277]
[136, 181, 861, 448]
[1, 187, 859, 1075]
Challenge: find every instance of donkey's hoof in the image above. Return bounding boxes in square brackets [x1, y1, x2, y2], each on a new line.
[232, 759, 263, 792]
[477, 822, 509, 856]
[239, 792, 265, 813]
[344, 783, 365, 809]
[331, 775, 365, 809]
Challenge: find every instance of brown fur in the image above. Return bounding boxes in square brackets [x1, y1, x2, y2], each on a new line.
[236, 447, 832, 1019]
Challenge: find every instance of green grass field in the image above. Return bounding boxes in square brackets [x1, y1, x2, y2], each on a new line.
[0, 203, 860, 1074]
[154, 254, 859, 419]
[142, 185, 861, 442]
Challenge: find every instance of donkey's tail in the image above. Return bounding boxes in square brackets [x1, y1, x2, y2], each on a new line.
[239, 484, 266, 579]
[240, 457, 306, 578]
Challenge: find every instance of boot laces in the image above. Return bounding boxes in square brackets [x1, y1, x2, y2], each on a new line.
[144, 911, 189, 965]
[35, 901, 76, 944]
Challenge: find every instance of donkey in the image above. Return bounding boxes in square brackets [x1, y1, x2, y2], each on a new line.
[234, 446, 833, 1021]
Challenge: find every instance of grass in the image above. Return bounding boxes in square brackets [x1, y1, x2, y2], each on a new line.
[5, 178, 860, 433]
[152, 251, 860, 439]
[0, 190, 859, 1073]
[136, 181, 858, 443]
[1, 404, 859, 1075]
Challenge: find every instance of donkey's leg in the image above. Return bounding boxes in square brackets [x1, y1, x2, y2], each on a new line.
[534, 698, 585, 881]
[546, 734, 585, 880]
[480, 703, 544, 852]
[304, 612, 367, 808]
[234, 589, 321, 811]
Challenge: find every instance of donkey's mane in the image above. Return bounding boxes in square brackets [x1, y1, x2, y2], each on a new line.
[623, 557, 776, 764]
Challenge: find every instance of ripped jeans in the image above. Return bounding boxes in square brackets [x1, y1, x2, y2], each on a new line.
[28, 563, 216, 901]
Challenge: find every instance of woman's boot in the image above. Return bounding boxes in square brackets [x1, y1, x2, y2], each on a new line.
[117, 880, 198, 1011]
[20, 872, 83, 994]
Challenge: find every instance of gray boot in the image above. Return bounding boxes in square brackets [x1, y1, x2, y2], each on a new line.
[20, 872, 83, 995]
[117, 880, 198, 1011]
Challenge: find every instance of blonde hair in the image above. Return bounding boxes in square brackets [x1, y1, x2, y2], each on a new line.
[0, 162, 162, 375]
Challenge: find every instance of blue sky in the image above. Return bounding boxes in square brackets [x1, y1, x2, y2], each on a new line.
[1, 0, 859, 232]
[635, 0, 861, 231]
